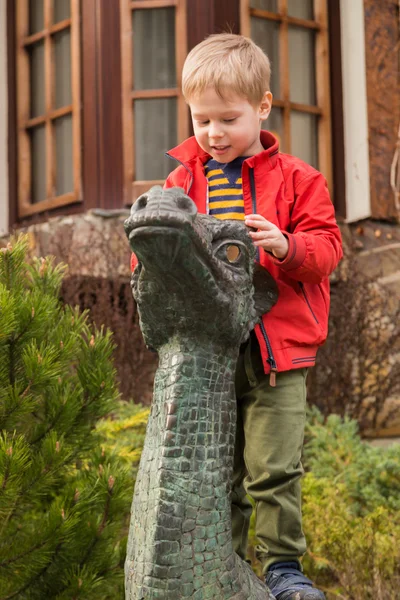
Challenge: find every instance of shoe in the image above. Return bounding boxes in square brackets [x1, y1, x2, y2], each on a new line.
[265, 562, 326, 600]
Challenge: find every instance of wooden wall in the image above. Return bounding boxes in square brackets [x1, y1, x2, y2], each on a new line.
[8, 0, 400, 226]
[186, 0, 240, 50]
[364, 0, 400, 221]
[8, 0, 241, 227]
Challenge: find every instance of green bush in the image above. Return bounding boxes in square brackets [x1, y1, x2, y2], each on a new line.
[0, 236, 132, 599]
[30, 304, 394, 600]
[96, 402, 149, 478]
[246, 408, 400, 599]
[97, 401, 400, 599]
[102, 398, 400, 598]
[302, 408, 400, 599]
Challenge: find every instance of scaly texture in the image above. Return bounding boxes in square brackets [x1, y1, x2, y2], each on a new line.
[124, 186, 277, 600]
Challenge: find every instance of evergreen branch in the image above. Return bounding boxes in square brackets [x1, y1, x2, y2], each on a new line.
[1, 453, 75, 530]
[30, 404, 65, 446]
[0, 542, 63, 600]
[0, 521, 64, 567]
[10, 312, 35, 347]
[0, 381, 34, 430]
[49, 487, 114, 598]
[0, 498, 18, 540]
[1, 456, 11, 491]
[1, 238, 125, 595]
[78, 486, 113, 569]
[98, 487, 113, 535]
[8, 342, 15, 387]
[32, 383, 107, 447]
[20, 381, 32, 398]
[2, 247, 11, 291]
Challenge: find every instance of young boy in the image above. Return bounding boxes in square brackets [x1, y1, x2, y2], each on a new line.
[131, 33, 342, 599]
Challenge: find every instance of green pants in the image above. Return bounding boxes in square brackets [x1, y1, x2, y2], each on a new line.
[232, 331, 307, 572]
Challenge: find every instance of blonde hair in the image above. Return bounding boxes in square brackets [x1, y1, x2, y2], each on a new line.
[182, 33, 271, 105]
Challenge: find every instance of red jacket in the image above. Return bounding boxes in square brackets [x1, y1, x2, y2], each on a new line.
[131, 131, 343, 382]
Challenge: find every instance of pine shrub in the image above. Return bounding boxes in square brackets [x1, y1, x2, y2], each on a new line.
[246, 408, 400, 598]
[0, 236, 132, 599]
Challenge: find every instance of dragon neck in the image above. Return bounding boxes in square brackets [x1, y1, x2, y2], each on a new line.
[155, 341, 238, 488]
[126, 340, 240, 595]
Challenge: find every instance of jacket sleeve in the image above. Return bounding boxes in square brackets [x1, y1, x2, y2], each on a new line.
[269, 172, 343, 283]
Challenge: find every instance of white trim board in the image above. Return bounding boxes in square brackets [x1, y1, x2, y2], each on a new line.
[340, 0, 371, 222]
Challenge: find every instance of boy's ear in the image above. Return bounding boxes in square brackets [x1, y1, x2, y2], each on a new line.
[259, 91, 273, 121]
[252, 263, 278, 317]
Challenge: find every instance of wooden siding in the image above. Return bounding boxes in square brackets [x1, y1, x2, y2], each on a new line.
[186, 0, 240, 50]
[327, 0, 345, 218]
[7, 0, 18, 228]
[364, 0, 400, 221]
[9, 0, 386, 225]
[97, 0, 124, 210]
[186, 0, 240, 136]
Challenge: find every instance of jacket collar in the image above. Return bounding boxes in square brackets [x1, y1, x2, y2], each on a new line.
[166, 130, 280, 171]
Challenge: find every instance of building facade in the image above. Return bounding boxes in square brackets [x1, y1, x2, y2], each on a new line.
[1, 0, 400, 428]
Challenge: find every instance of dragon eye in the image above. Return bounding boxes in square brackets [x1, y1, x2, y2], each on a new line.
[214, 239, 248, 268]
[225, 245, 241, 263]
[214, 242, 243, 265]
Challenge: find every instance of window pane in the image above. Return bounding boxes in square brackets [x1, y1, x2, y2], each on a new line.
[53, 0, 70, 23]
[55, 115, 73, 195]
[54, 29, 72, 108]
[251, 18, 280, 96]
[250, 0, 278, 11]
[288, 26, 316, 105]
[30, 126, 46, 203]
[290, 111, 318, 168]
[287, 0, 314, 20]
[262, 107, 284, 151]
[134, 99, 177, 180]
[132, 8, 176, 90]
[29, 41, 45, 118]
[29, 0, 44, 34]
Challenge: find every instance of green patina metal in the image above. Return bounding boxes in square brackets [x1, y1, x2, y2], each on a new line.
[124, 186, 278, 600]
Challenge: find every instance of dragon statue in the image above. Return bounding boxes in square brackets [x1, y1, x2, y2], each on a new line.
[124, 186, 278, 600]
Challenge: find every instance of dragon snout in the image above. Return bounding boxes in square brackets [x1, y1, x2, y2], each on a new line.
[124, 186, 198, 236]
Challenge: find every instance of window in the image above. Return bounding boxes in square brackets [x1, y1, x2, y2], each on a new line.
[240, 0, 332, 185]
[120, 0, 189, 204]
[15, 0, 82, 216]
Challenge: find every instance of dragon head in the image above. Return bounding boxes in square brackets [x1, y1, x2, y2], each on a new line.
[125, 186, 278, 352]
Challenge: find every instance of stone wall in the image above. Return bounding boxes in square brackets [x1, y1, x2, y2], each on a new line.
[348, 219, 400, 437]
[2, 212, 400, 436]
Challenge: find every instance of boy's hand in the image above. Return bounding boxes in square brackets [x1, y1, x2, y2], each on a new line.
[245, 214, 289, 260]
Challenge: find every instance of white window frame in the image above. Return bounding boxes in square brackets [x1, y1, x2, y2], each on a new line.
[340, 0, 371, 222]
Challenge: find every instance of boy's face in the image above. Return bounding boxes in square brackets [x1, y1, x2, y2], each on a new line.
[189, 87, 272, 163]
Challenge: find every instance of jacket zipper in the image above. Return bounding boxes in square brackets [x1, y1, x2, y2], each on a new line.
[299, 282, 319, 324]
[249, 168, 278, 386]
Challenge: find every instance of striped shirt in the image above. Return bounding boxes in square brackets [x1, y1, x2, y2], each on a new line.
[205, 157, 248, 221]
